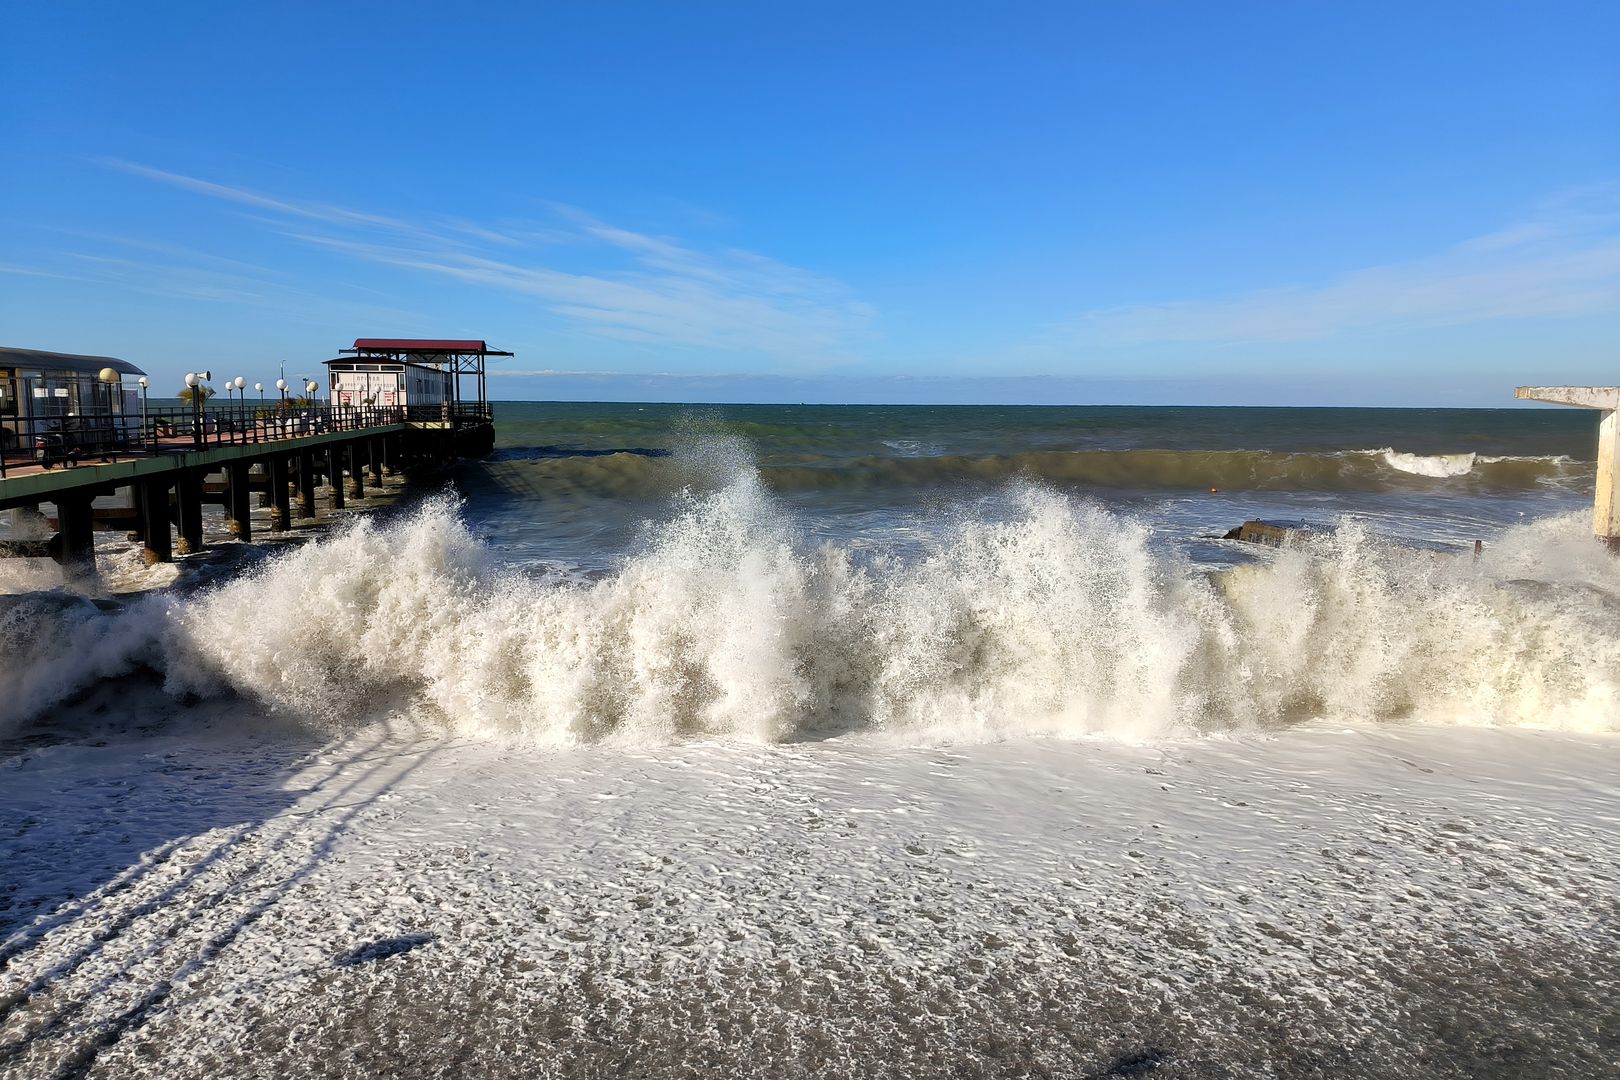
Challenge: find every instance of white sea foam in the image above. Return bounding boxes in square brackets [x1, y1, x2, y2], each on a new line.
[1369, 446, 1580, 482]
[3, 465, 1617, 741]
[8, 721, 1618, 1077]
[879, 438, 946, 457]
[1378, 448, 1479, 477]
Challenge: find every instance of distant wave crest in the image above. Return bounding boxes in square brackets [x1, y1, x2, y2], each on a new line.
[1377, 449, 1479, 477]
[475, 445, 1587, 498]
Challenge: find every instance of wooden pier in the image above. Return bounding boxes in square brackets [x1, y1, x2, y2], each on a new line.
[0, 339, 506, 578]
[0, 405, 493, 575]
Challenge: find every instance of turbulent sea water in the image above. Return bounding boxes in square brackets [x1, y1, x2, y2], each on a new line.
[2, 402, 1618, 1078]
[4, 402, 1610, 740]
[464, 403, 1599, 571]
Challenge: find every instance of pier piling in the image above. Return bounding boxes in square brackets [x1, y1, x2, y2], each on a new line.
[139, 479, 173, 563]
[1516, 386, 1620, 548]
[347, 443, 365, 499]
[226, 462, 253, 541]
[176, 470, 205, 555]
[269, 456, 291, 532]
[326, 447, 345, 510]
[54, 493, 96, 575]
[296, 452, 317, 521]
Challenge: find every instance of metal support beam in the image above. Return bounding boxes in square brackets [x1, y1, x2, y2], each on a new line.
[227, 462, 253, 541]
[176, 469, 205, 555]
[1516, 386, 1620, 545]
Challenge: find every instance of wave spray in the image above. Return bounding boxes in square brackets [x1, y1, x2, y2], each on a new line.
[5, 459, 1617, 742]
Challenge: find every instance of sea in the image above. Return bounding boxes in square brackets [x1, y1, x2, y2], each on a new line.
[2, 402, 1618, 1078]
[1, 401, 1613, 738]
[470, 401, 1599, 570]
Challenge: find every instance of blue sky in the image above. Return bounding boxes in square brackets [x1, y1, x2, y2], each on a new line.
[3, 1, 1617, 405]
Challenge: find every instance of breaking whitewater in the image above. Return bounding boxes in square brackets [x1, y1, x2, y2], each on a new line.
[3, 469, 1619, 1078]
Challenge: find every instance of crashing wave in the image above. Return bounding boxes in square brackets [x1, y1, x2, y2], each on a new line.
[4, 468, 1616, 743]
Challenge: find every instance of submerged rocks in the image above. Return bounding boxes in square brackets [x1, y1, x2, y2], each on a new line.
[1220, 519, 1328, 546]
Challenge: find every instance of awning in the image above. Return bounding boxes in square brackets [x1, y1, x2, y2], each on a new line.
[0, 346, 147, 377]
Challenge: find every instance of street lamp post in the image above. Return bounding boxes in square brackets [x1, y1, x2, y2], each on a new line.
[96, 367, 120, 461]
[137, 376, 149, 451]
[184, 373, 199, 448]
[185, 371, 212, 448]
[225, 377, 244, 443]
[275, 378, 288, 405]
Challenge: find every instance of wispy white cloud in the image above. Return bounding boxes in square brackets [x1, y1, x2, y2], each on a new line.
[30, 238, 430, 327]
[106, 161, 875, 363]
[0, 263, 77, 280]
[43, 227, 297, 280]
[99, 159, 417, 234]
[492, 368, 723, 379]
[1064, 184, 1620, 346]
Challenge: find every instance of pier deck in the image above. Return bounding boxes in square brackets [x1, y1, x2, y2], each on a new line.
[0, 403, 492, 576]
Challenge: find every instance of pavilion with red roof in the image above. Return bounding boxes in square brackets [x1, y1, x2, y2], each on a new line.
[324, 338, 512, 418]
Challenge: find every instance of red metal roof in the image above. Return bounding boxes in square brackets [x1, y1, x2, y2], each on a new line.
[352, 338, 489, 352]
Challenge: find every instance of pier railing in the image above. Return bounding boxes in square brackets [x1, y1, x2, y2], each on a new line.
[1, 407, 142, 476]
[0, 404, 396, 476]
[140, 403, 408, 455]
[1, 401, 496, 477]
[407, 403, 496, 424]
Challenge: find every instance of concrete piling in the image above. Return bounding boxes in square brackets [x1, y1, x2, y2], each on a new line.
[347, 442, 365, 498]
[326, 447, 345, 510]
[54, 493, 96, 576]
[227, 462, 253, 541]
[269, 456, 291, 531]
[139, 479, 173, 564]
[176, 470, 205, 555]
[296, 452, 317, 521]
[1515, 386, 1619, 549]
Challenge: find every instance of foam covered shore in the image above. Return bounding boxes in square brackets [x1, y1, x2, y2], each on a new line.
[2, 715, 1617, 1078]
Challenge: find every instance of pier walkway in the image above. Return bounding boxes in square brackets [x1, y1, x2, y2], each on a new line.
[0, 402, 494, 576]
